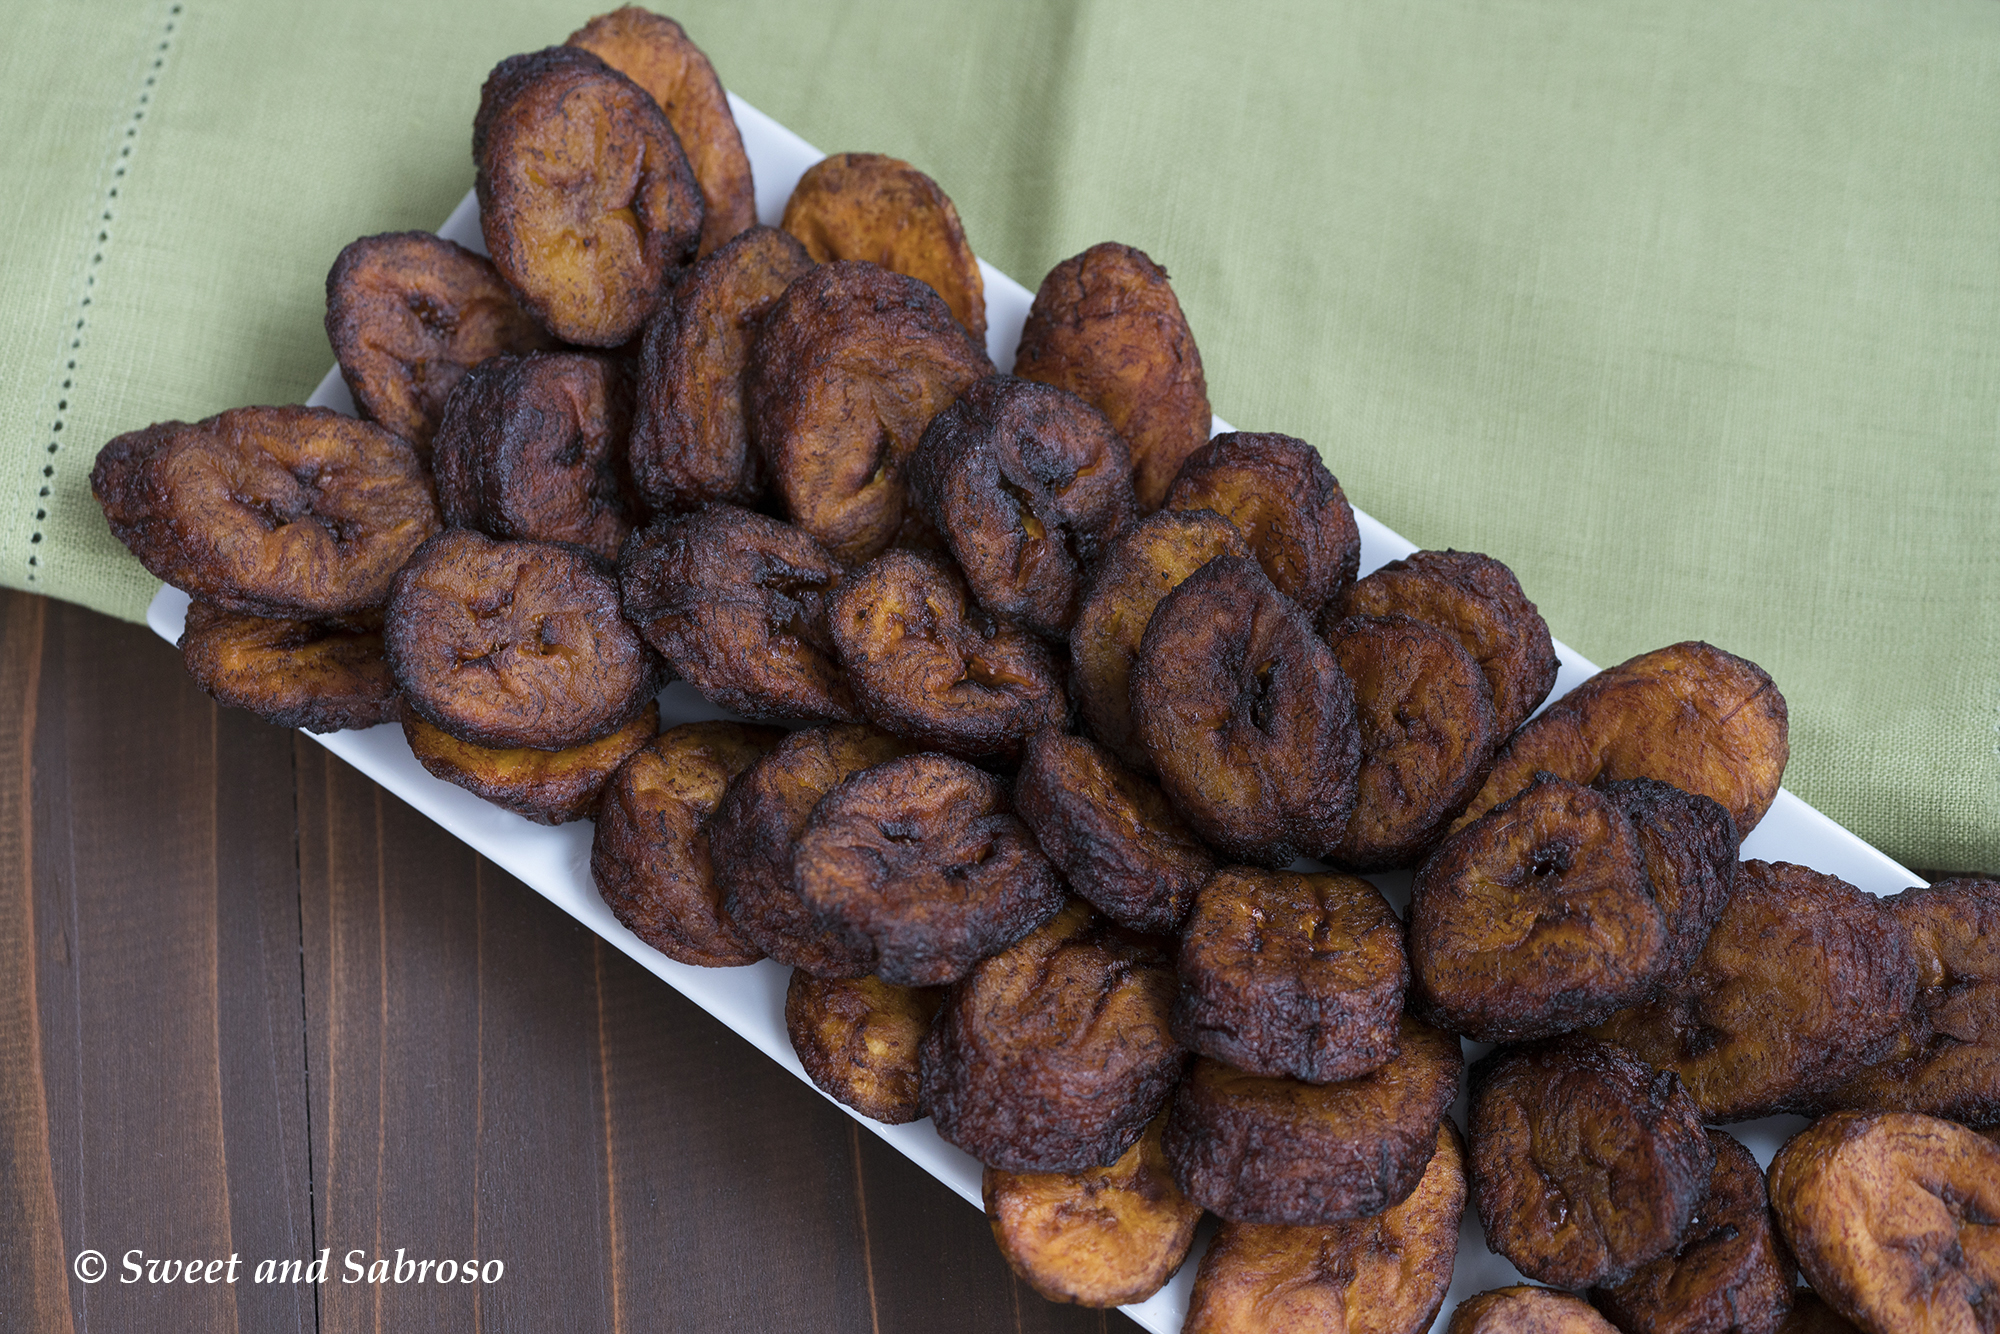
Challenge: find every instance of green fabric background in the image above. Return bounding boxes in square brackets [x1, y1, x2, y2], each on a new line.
[3, 0, 1994, 871]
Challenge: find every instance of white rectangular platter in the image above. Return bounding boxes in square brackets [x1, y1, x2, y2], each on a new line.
[146, 93, 1921, 1332]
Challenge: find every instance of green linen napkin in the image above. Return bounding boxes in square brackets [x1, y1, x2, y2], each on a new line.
[3, 0, 1994, 871]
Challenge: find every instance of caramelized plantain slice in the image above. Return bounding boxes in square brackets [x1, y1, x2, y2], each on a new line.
[385, 529, 658, 750]
[475, 46, 702, 346]
[1768, 1111, 2000, 1334]
[781, 152, 986, 343]
[619, 504, 859, 724]
[984, 1113, 1202, 1308]
[1470, 1036, 1714, 1289]
[922, 901, 1186, 1173]
[908, 375, 1136, 638]
[1013, 242, 1210, 511]
[1587, 859, 1917, 1123]
[325, 231, 555, 458]
[180, 602, 398, 733]
[1449, 1287, 1623, 1333]
[629, 225, 814, 510]
[565, 7, 754, 258]
[1455, 641, 1789, 841]
[1185, 1121, 1466, 1334]
[1409, 772, 1668, 1043]
[591, 719, 785, 967]
[93, 406, 440, 619]
[404, 700, 656, 826]
[1163, 431, 1359, 617]
[1172, 866, 1407, 1084]
[785, 970, 943, 1124]
[1068, 508, 1251, 771]
[1163, 1014, 1463, 1226]
[1598, 777, 1739, 988]
[1131, 556, 1361, 867]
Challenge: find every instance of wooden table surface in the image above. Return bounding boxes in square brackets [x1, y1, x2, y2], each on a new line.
[0, 589, 1118, 1334]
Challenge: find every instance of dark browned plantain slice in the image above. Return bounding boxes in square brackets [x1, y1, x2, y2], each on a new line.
[591, 719, 785, 967]
[1012, 729, 1214, 935]
[785, 970, 942, 1124]
[180, 603, 398, 733]
[1590, 1129, 1797, 1334]
[1184, 1121, 1466, 1334]
[1013, 242, 1210, 511]
[1172, 866, 1407, 1084]
[1409, 772, 1668, 1043]
[619, 504, 859, 724]
[404, 700, 656, 826]
[1768, 1111, 2000, 1334]
[1470, 1036, 1714, 1289]
[827, 549, 1066, 761]
[1449, 1287, 1623, 1333]
[385, 529, 657, 750]
[1163, 431, 1359, 617]
[748, 260, 993, 563]
[1587, 859, 1917, 1123]
[475, 46, 703, 346]
[1455, 641, 1789, 841]
[629, 226, 814, 510]
[921, 901, 1186, 1173]
[93, 406, 440, 619]
[325, 231, 555, 458]
[1068, 508, 1251, 771]
[781, 152, 986, 343]
[565, 7, 755, 258]
[907, 375, 1136, 637]
[983, 1113, 1202, 1308]
[1163, 1014, 1462, 1226]
[1597, 777, 1738, 988]
[1131, 556, 1361, 867]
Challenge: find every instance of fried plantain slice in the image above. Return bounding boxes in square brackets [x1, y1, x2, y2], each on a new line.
[1132, 556, 1361, 867]
[1012, 729, 1214, 935]
[1163, 432, 1359, 617]
[1449, 1287, 1623, 1333]
[629, 226, 814, 510]
[179, 603, 398, 733]
[591, 719, 784, 967]
[1455, 641, 1788, 841]
[1172, 866, 1407, 1084]
[785, 970, 943, 1124]
[475, 46, 702, 346]
[1409, 772, 1668, 1043]
[565, 7, 754, 259]
[984, 1113, 1203, 1308]
[1164, 1014, 1463, 1226]
[1590, 1129, 1797, 1334]
[1768, 1111, 2000, 1334]
[748, 260, 993, 563]
[431, 351, 636, 562]
[793, 754, 1064, 986]
[1778, 1295, 1862, 1334]
[827, 550, 1066, 760]
[619, 504, 859, 724]
[1816, 878, 2000, 1128]
[325, 231, 555, 458]
[908, 375, 1137, 638]
[404, 700, 656, 825]
[1337, 549, 1558, 737]
[922, 901, 1186, 1172]
[385, 529, 658, 750]
[1587, 859, 1917, 1123]
[1184, 1121, 1466, 1334]
[1324, 613, 1503, 870]
[1013, 242, 1210, 511]
[93, 406, 440, 619]
[1471, 1036, 1714, 1289]
[709, 723, 910, 976]
[1598, 777, 1738, 988]
[1068, 508, 1252, 771]
[780, 152, 986, 343]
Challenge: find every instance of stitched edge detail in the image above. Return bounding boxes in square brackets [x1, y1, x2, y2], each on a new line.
[28, 2, 184, 584]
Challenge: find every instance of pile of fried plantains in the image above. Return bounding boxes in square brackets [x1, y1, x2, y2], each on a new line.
[90, 10, 1998, 1331]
